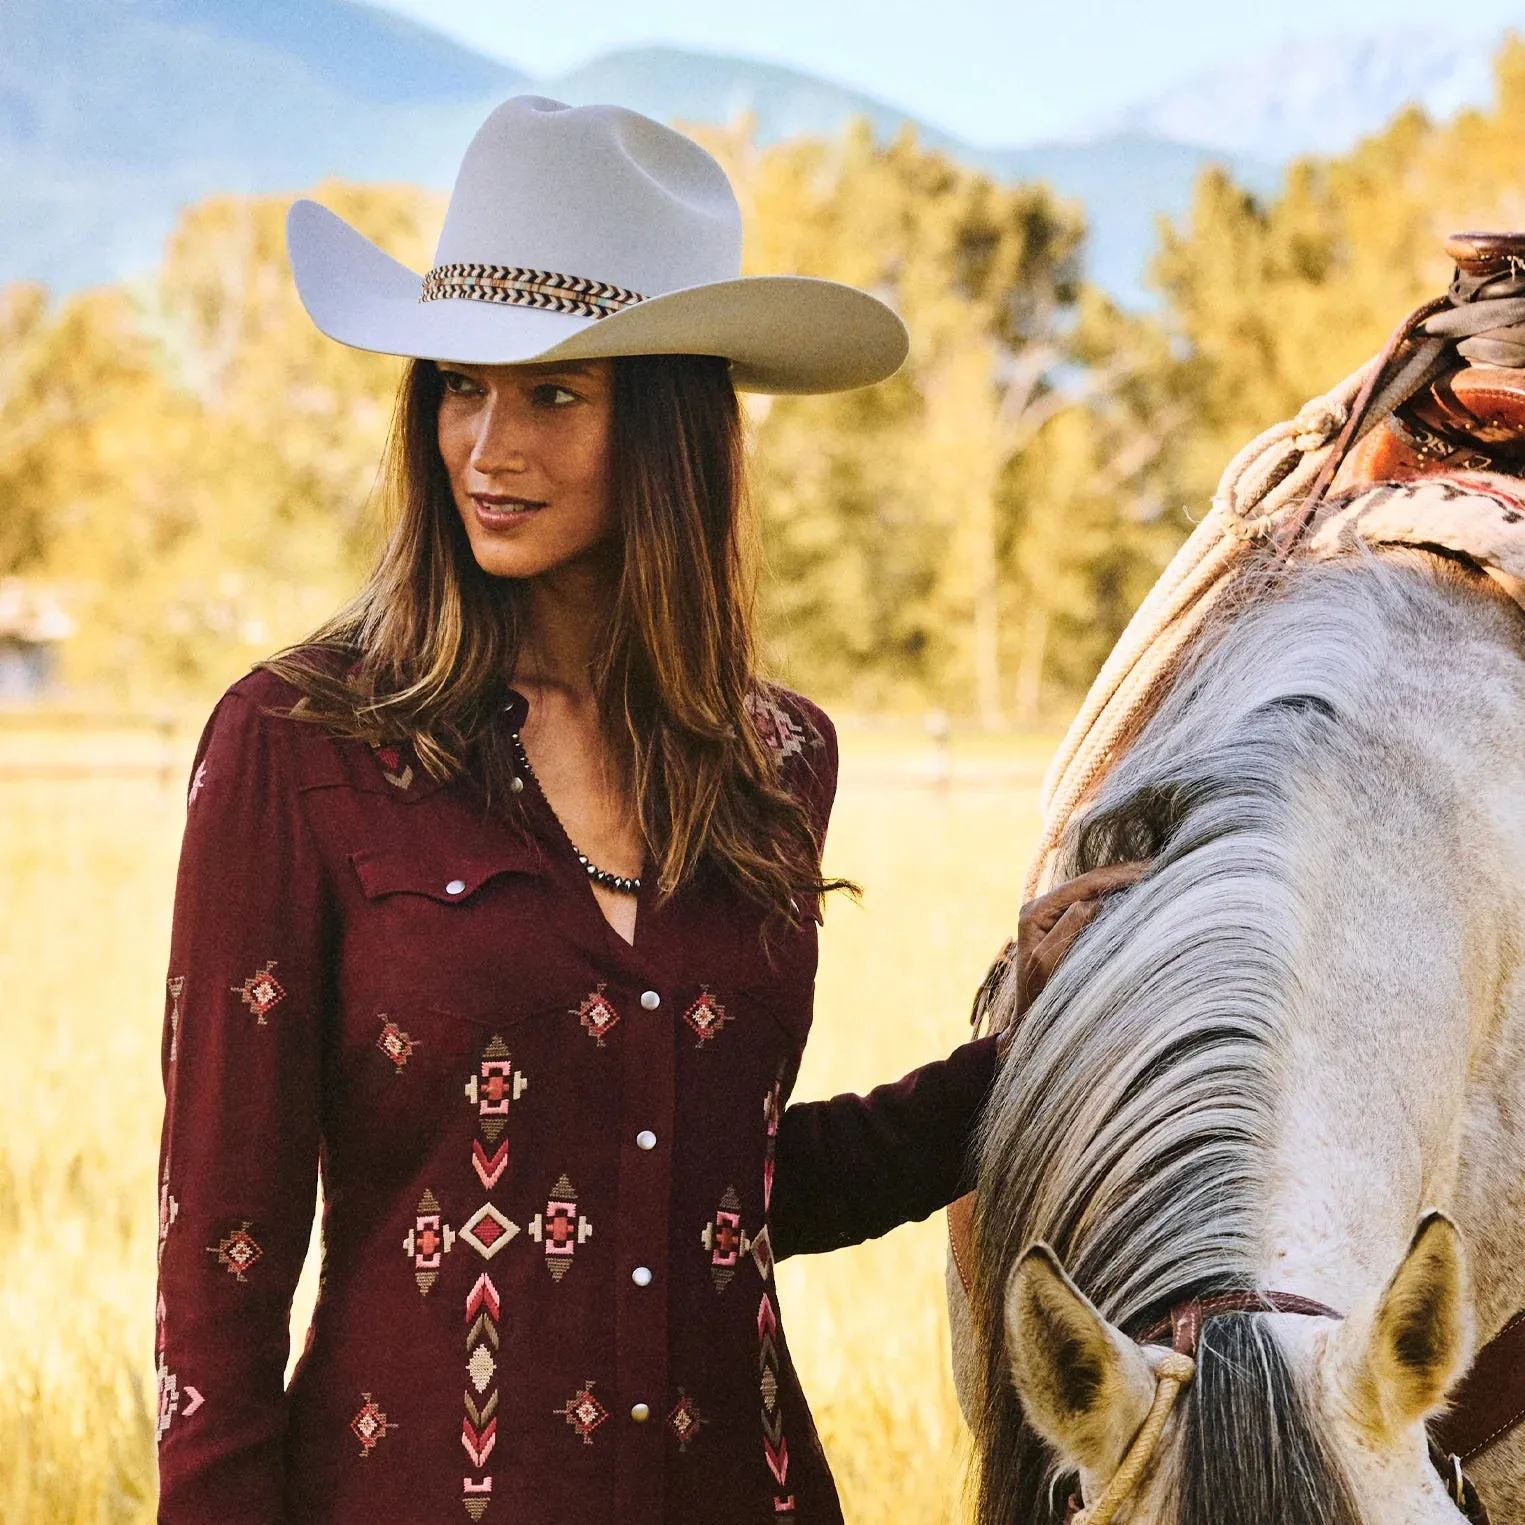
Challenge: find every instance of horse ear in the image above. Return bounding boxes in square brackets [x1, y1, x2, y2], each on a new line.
[1335, 1211, 1474, 1438]
[1004, 1243, 1157, 1475]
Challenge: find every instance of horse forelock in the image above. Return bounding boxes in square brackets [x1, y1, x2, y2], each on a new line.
[968, 552, 1482, 1525]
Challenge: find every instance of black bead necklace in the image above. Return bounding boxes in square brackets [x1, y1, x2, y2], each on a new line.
[509, 730, 642, 896]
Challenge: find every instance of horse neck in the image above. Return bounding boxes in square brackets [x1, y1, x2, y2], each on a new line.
[1256, 557, 1525, 1330]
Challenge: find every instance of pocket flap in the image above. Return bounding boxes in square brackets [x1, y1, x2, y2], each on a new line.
[350, 839, 545, 902]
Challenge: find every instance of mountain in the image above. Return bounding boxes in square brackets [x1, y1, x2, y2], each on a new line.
[1106, 28, 1503, 161]
[0, 3, 1507, 307]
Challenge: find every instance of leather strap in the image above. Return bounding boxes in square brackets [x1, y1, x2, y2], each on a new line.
[1133, 1291, 1342, 1356]
[1432, 1308, 1525, 1462]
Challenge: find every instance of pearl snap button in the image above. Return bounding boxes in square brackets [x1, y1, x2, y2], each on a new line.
[635, 1130, 657, 1151]
[509, 775, 525, 793]
[630, 1402, 650, 1422]
[640, 990, 660, 1011]
[445, 879, 466, 895]
[632, 1265, 653, 1287]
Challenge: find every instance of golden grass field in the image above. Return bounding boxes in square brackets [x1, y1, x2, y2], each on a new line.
[0, 711, 1054, 1524]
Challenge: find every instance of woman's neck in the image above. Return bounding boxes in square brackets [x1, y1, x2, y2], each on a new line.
[512, 557, 615, 709]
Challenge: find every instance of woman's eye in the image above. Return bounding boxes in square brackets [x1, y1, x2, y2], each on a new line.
[439, 370, 478, 395]
[532, 384, 578, 407]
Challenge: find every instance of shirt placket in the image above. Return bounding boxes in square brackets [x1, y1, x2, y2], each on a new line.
[613, 975, 675, 1523]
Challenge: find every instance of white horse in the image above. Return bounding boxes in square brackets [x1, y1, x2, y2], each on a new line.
[953, 545, 1525, 1523]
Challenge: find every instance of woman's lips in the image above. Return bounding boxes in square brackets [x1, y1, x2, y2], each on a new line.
[471, 495, 546, 528]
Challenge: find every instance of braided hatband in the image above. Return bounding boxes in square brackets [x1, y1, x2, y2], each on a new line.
[419, 263, 646, 320]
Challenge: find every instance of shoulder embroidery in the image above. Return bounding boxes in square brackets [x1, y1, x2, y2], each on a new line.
[555, 1380, 610, 1444]
[744, 688, 820, 763]
[351, 1392, 395, 1457]
[231, 961, 285, 1026]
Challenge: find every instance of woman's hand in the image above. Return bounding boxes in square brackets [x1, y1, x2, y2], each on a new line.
[982, 860, 1152, 1051]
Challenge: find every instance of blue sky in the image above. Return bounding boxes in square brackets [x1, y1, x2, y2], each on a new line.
[369, 0, 1524, 146]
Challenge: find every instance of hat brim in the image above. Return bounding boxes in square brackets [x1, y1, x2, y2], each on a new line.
[286, 200, 908, 395]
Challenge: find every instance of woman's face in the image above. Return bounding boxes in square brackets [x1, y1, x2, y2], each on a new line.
[435, 358, 616, 581]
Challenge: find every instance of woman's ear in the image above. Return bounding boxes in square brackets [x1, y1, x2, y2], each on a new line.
[1004, 1243, 1157, 1476]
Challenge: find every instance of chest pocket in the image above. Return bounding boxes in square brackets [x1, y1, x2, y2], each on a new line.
[349, 839, 546, 904]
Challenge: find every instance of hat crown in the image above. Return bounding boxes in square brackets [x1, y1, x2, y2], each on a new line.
[434, 96, 742, 298]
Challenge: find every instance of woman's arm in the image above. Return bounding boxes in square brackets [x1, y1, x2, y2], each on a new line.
[155, 684, 331, 1523]
[771, 861, 1149, 1260]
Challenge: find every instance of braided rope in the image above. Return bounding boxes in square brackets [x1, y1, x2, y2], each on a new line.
[419, 263, 646, 320]
[1021, 359, 1375, 901]
[1072, 1353, 1197, 1525]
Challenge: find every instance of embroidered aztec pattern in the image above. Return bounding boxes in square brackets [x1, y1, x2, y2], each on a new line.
[166, 975, 185, 1063]
[188, 758, 207, 806]
[372, 743, 414, 791]
[682, 988, 730, 1046]
[207, 1220, 262, 1281]
[668, 1390, 705, 1452]
[528, 1173, 592, 1280]
[420, 263, 646, 320]
[405, 1188, 456, 1295]
[465, 1035, 528, 1142]
[758, 1075, 794, 1513]
[158, 1175, 178, 1266]
[351, 1392, 393, 1457]
[155, 1353, 204, 1445]
[573, 985, 620, 1046]
[232, 961, 285, 1025]
[376, 1017, 416, 1072]
[461, 1033, 520, 1519]
[745, 688, 819, 764]
[701, 1186, 753, 1291]
[555, 1379, 610, 1444]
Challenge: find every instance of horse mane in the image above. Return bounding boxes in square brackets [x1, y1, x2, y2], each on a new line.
[965, 550, 1483, 1525]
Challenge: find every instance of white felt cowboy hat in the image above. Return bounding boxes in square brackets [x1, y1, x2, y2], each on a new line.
[286, 95, 909, 395]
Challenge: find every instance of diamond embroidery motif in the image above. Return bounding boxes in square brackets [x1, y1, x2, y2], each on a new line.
[467, 1343, 497, 1395]
[667, 1390, 705, 1452]
[351, 1392, 392, 1456]
[682, 989, 730, 1046]
[465, 1036, 527, 1143]
[745, 688, 814, 762]
[573, 986, 620, 1046]
[460, 1202, 520, 1260]
[207, 1220, 262, 1281]
[376, 1018, 415, 1071]
[555, 1380, 609, 1444]
[405, 1188, 456, 1295]
[701, 1186, 752, 1291]
[232, 961, 285, 1025]
[528, 1174, 592, 1280]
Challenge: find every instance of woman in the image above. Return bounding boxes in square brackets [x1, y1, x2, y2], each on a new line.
[153, 96, 1122, 1524]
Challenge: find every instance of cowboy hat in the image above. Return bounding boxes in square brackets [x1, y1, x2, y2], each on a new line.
[286, 95, 908, 395]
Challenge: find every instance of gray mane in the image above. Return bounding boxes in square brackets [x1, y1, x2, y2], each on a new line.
[966, 552, 1469, 1525]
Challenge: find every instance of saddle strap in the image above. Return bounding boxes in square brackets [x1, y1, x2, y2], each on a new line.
[1432, 1308, 1525, 1462]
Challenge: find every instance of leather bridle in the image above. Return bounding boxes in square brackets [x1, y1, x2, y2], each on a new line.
[1054, 1291, 1490, 1524]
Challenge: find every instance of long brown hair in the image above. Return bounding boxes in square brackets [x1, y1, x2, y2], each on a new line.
[263, 352, 844, 921]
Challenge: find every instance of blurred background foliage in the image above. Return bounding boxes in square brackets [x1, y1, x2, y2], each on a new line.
[8, 40, 1525, 719]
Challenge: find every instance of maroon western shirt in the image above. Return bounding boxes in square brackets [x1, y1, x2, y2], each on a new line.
[154, 663, 999, 1524]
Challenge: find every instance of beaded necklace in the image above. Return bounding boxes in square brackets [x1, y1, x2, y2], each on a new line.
[508, 730, 642, 897]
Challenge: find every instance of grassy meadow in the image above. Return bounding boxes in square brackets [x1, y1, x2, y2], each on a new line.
[0, 712, 1053, 1524]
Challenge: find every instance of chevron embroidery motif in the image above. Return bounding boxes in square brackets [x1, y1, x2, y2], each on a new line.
[420, 263, 646, 320]
[758, 1074, 794, 1513]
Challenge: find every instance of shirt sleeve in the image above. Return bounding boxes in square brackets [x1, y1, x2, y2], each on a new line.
[155, 686, 332, 1523]
[770, 1033, 1001, 1259]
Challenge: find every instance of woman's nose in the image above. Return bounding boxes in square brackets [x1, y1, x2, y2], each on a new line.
[469, 396, 530, 474]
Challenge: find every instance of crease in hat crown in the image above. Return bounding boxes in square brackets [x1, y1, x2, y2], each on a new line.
[284, 92, 910, 394]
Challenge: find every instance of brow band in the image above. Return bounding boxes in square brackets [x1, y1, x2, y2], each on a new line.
[419, 263, 646, 319]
